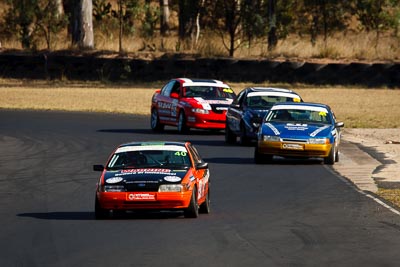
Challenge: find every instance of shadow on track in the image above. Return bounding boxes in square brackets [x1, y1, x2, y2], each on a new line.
[97, 128, 224, 136]
[204, 156, 324, 165]
[17, 211, 186, 220]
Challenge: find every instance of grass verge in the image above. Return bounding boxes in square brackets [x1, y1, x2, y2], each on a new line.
[0, 80, 399, 128]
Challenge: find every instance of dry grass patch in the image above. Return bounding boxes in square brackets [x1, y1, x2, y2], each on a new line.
[0, 86, 155, 115]
[0, 81, 399, 128]
[378, 189, 400, 209]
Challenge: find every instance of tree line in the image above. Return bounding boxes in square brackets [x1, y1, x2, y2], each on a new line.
[1, 0, 399, 57]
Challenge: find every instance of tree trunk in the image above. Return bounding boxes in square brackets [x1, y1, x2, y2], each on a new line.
[80, 0, 94, 49]
[267, 0, 277, 51]
[55, 0, 64, 18]
[160, 0, 170, 35]
[71, 0, 94, 49]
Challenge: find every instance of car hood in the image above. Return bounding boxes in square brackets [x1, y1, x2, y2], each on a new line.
[103, 168, 189, 185]
[183, 97, 233, 111]
[261, 122, 333, 139]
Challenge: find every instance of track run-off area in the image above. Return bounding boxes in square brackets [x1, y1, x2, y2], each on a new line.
[1, 110, 400, 267]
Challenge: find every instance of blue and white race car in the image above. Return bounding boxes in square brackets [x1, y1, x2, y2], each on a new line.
[255, 102, 344, 164]
[225, 87, 302, 145]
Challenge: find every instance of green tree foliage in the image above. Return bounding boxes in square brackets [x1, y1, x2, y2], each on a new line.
[352, 0, 400, 48]
[353, 0, 399, 32]
[93, 0, 112, 21]
[3, 0, 67, 49]
[296, 0, 350, 46]
[241, 0, 267, 47]
[0, 0, 399, 56]
[140, 1, 159, 38]
[35, 1, 68, 49]
[3, 0, 38, 49]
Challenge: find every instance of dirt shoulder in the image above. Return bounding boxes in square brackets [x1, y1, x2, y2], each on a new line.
[342, 128, 400, 188]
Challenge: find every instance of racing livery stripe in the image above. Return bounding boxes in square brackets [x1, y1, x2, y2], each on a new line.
[182, 82, 230, 88]
[115, 145, 187, 153]
[266, 123, 280, 135]
[271, 105, 328, 113]
[247, 92, 300, 98]
[310, 125, 330, 137]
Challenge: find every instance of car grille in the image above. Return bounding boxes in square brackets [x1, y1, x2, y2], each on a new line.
[211, 105, 227, 114]
[125, 184, 159, 192]
[281, 138, 308, 143]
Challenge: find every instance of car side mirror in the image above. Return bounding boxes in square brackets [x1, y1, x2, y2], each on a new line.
[93, 165, 104, 171]
[336, 122, 344, 128]
[171, 92, 179, 99]
[196, 162, 209, 170]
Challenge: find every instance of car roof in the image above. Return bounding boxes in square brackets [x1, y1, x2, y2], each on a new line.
[119, 141, 188, 148]
[270, 102, 331, 111]
[176, 78, 226, 84]
[246, 87, 297, 94]
[176, 78, 230, 88]
[243, 87, 302, 99]
[115, 141, 189, 153]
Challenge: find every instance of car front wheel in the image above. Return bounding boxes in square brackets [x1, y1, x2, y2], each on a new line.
[239, 123, 251, 146]
[324, 145, 336, 165]
[225, 123, 236, 144]
[150, 109, 164, 131]
[184, 188, 199, 218]
[95, 196, 110, 219]
[254, 147, 273, 164]
[178, 111, 189, 134]
[199, 187, 210, 214]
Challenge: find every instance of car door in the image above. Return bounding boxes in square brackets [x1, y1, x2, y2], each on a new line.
[187, 144, 209, 201]
[157, 80, 180, 124]
[226, 90, 246, 134]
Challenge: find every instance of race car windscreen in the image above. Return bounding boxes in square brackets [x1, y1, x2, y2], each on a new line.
[266, 109, 332, 124]
[107, 150, 191, 169]
[183, 86, 235, 99]
[246, 96, 298, 109]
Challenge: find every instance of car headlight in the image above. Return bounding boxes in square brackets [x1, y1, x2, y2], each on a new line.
[158, 184, 183, 192]
[102, 185, 126, 192]
[262, 135, 280, 142]
[191, 108, 209, 114]
[308, 138, 329, 144]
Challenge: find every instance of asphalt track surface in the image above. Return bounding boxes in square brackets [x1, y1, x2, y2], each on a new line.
[1, 110, 400, 267]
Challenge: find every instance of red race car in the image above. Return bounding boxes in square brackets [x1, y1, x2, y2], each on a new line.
[151, 78, 236, 133]
[94, 141, 210, 219]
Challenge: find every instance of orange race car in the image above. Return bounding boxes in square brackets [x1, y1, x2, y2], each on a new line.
[93, 141, 210, 219]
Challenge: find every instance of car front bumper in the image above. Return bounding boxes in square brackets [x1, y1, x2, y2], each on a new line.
[257, 140, 332, 158]
[97, 191, 192, 210]
[186, 112, 226, 129]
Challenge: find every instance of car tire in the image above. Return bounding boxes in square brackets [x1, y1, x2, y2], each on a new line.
[324, 145, 335, 165]
[239, 123, 251, 146]
[225, 123, 236, 144]
[254, 147, 273, 164]
[199, 187, 210, 214]
[95, 196, 109, 219]
[150, 108, 164, 131]
[184, 188, 199, 218]
[178, 111, 189, 134]
[335, 147, 340, 162]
